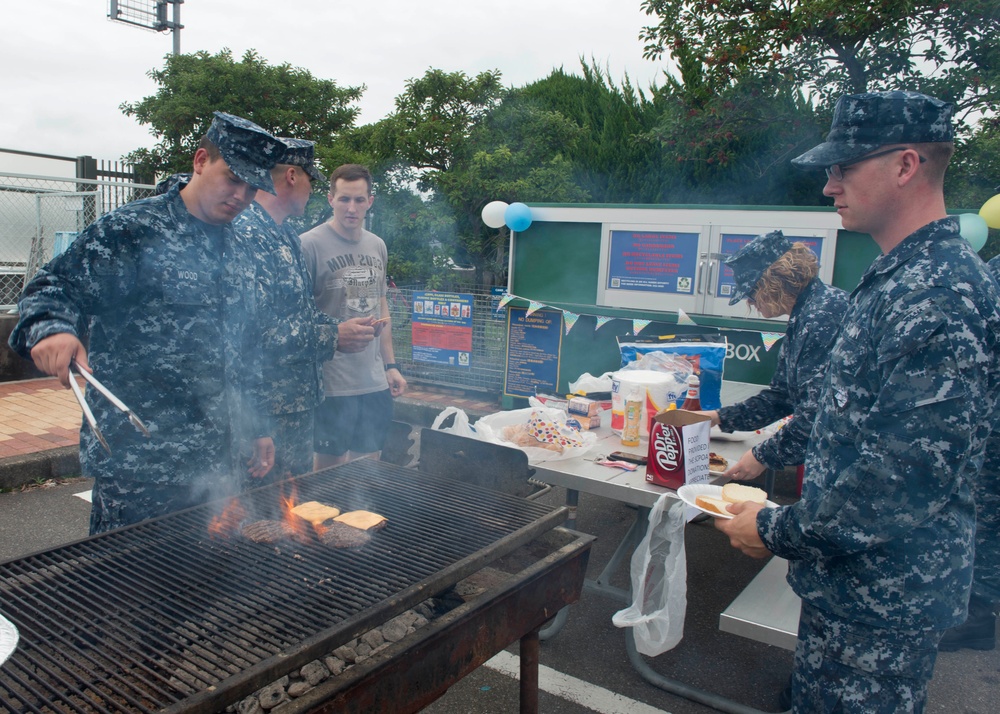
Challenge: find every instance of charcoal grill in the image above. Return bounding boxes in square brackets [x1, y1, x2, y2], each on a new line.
[0, 459, 592, 713]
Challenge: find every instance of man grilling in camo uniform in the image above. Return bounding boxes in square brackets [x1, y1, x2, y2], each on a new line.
[10, 111, 281, 534]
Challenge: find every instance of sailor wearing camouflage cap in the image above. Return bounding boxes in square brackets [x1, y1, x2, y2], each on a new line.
[705, 230, 847, 485]
[278, 137, 327, 184]
[205, 111, 283, 194]
[791, 90, 954, 171]
[715, 90, 1000, 713]
[9, 110, 284, 534]
[232, 137, 375, 483]
[724, 229, 793, 306]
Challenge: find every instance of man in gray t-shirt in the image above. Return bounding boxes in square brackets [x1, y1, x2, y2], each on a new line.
[300, 164, 407, 469]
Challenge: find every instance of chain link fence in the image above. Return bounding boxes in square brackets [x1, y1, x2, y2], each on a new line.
[0, 172, 156, 309]
[0, 171, 508, 395]
[386, 284, 507, 394]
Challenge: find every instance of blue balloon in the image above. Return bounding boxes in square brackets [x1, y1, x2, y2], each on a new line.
[504, 202, 533, 232]
[958, 212, 989, 252]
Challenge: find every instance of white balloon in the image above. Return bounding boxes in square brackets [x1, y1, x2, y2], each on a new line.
[481, 200, 509, 228]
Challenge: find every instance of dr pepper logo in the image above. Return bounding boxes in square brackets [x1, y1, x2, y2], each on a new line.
[652, 423, 683, 472]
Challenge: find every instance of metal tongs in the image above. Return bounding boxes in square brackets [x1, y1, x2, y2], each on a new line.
[68, 360, 150, 455]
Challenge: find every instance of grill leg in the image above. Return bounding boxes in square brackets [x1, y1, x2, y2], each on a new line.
[520, 629, 540, 714]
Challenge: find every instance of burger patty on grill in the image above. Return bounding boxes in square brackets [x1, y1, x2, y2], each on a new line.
[319, 521, 372, 548]
[241, 520, 296, 544]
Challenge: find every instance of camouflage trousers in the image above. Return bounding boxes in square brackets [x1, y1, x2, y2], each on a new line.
[972, 438, 1000, 607]
[90, 475, 239, 535]
[791, 602, 943, 714]
[269, 410, 316, 484]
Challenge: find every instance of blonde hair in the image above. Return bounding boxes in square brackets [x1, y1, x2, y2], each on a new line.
[752, 242, 818, 315]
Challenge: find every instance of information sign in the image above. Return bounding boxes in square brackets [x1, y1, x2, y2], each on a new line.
[607, 230, 700, 294]
[504, 307, 562, 398]
[411, 291, 474, 367]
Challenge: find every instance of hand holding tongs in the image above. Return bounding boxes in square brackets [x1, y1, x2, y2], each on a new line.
[68, 359, 150, 455]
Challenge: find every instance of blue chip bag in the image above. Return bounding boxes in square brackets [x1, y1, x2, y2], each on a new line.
[618, 334, 727, 410]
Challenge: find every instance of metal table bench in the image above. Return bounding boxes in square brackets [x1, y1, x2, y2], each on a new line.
[719, 556, 800, 651]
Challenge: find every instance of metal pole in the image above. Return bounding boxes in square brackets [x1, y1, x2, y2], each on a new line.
[171, 0, 181, 55]
[519, 629, 539, 714]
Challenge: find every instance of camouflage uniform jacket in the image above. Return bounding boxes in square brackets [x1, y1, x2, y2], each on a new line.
[757, 217, 1000, 631]
[233, 203, 337, 415]
[717, 278, 847, 469]
[8, 185, 267, 496]
[975, 255, 1000, 605]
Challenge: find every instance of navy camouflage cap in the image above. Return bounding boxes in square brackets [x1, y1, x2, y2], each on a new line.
[278, 137, 326, 183]
[154, 172, 191, 196]
[791, 91, 954, 169]
[725, 230, 792, 305]
[206, 111, 282, 194]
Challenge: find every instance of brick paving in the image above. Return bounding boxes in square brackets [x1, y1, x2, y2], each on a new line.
[0, 378, 82, 458]
[0, 377, 499, 462]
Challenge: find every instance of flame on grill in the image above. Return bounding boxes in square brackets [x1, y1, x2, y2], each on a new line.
[279, 483, 315, 542]
[208, 483, 322, 544]
[208, 499, 247, 538]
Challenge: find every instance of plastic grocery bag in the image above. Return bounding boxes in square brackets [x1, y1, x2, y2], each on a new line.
[618, 334, 727, 410]
[430, 406, 478, 439]
[612, 495, 687, 656]
[568, 371, 615, 394]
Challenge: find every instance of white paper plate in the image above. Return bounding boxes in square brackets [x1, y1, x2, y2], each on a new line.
[677, 483, 778, 520]
[0, 612, 18, 666]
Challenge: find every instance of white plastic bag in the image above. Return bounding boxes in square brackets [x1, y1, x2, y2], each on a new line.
[568, 371, 615, 394]
[430, 406, 478, 439]
[612, 495, 687, 656]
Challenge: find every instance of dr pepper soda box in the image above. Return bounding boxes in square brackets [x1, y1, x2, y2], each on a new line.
[646, 410, 712, 490]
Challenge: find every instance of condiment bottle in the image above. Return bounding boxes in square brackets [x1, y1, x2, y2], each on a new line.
[621, 388, 642, 446]
[680, 374, 702, 411]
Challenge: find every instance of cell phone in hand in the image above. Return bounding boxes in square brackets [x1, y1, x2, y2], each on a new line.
[608, 451, 647, 465]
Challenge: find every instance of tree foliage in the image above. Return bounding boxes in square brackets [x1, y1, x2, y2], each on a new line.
[648, 74, 829, 205]
[639, 1, 1000, 125]
[365, 68, 589, 283]
[519, 64, 669, 203]
[366, 69, 505, 181]
[638, 1, 1000, 206]
[121, 49, 364, 178]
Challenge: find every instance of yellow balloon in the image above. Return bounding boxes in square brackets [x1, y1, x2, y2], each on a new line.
[980, 193, 1000, 229]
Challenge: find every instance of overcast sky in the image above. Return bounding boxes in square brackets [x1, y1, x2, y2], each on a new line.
[0, 0, 670, 177]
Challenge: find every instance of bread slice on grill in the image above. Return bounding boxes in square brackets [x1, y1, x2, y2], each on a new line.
[318, 521, 372, 548]
[291, 501, 341, 527]
[334, 510, 387, 531]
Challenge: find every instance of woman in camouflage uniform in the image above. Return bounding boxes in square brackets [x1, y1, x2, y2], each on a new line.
[702, 230, 848, 482]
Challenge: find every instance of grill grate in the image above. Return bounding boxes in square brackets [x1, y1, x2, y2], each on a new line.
[0, 460, 562, 714]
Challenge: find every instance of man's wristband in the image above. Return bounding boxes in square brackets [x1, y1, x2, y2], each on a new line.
[384, 363, 399, 371]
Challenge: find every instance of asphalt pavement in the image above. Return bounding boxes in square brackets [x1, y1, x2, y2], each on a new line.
[1, 466, 996, 714]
